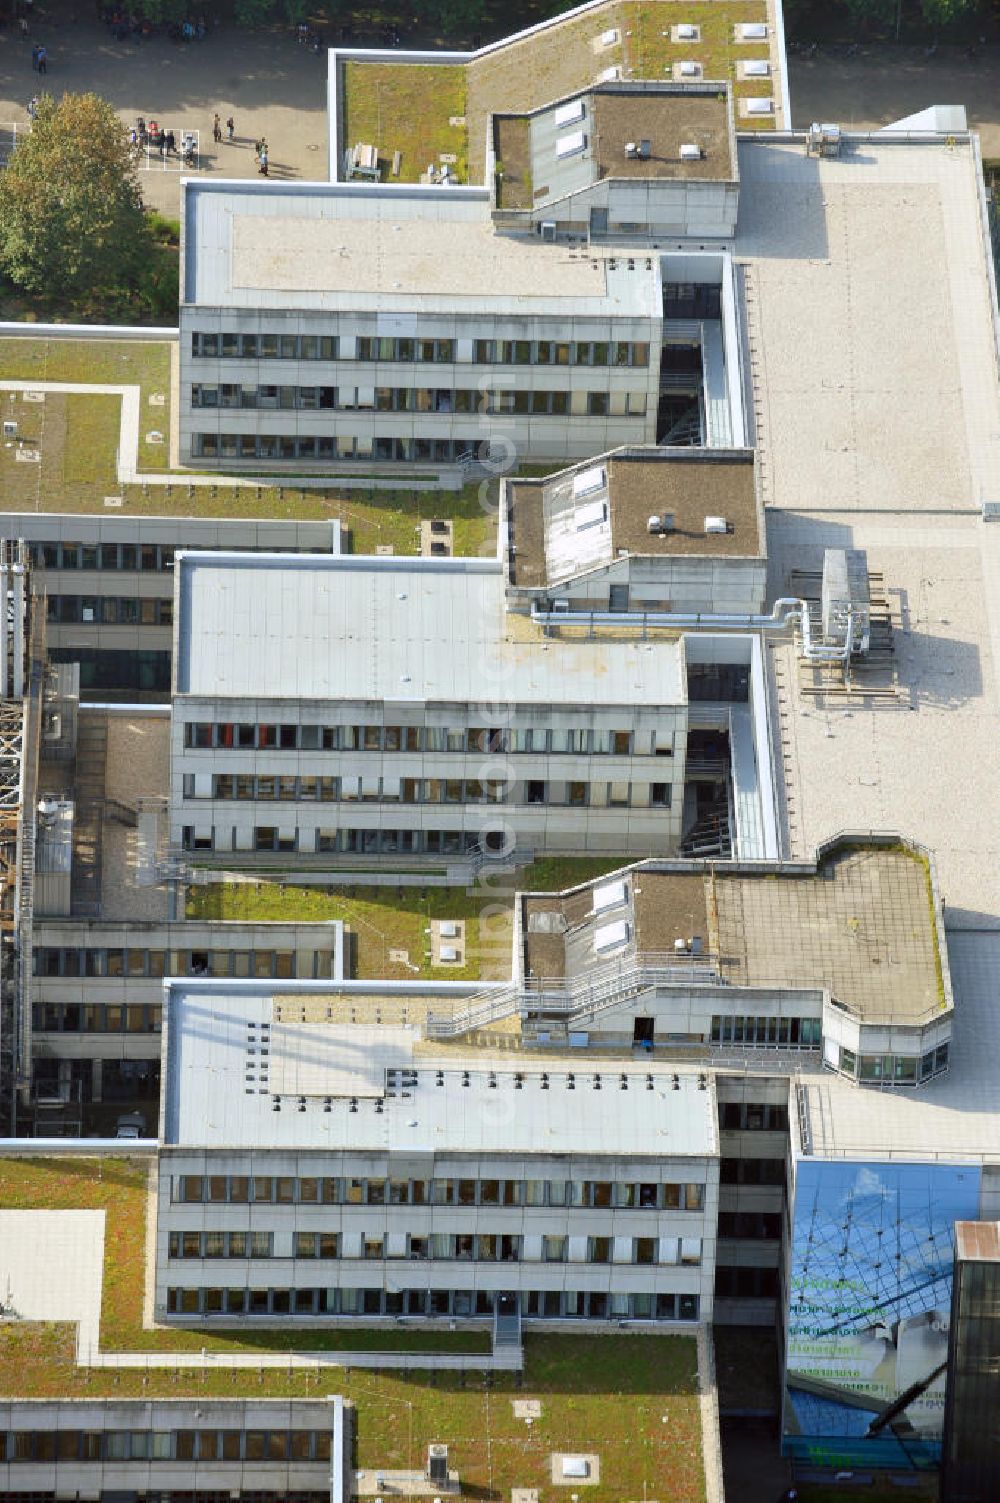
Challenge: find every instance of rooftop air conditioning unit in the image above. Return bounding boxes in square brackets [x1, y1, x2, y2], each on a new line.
[677, 23, 698, 39]
[625, 141, 640, 159]
[679, 61, 699, 76]
[637, 139, 651, 159]
[679, 143, 702, 161]
[600, 65, 622, 81]
[600, 28, 619, 46]
[739, 21, 768, 38]
[647, 513, 675, 535]
[743, 58, 770, 76]
[704, 515, 728, 534]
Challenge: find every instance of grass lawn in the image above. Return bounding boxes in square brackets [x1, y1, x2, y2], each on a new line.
[341, 61, 469, 185]
[0, 1158, 706, 1502]
[186, 857, 631, 981]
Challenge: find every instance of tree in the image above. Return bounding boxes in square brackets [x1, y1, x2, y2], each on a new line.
[0, 92, 153, 304]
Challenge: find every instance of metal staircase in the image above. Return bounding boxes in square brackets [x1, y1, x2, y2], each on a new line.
[426, 949, 720, 1039]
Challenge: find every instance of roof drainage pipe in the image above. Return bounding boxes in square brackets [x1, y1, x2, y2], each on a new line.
[529, 599, 853, 663]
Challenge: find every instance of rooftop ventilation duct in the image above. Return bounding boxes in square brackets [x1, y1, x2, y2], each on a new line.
[704, 515, 728, 534]
[647, 513, 675, 535]
[679, 142, 702, 161]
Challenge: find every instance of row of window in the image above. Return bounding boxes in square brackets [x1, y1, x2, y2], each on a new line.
[170, 1174, 707, 1210]
[182, 773, 672, 810]
[710, 1015, 822, 1048]
[33, 1003, 159, 1035]
[718, 1102, 790, 1132]
[714, 1265, 780, 1299]
[182, 824, 601, 855]
[190, 433, 584, 463]
[32, 540, 327, 573]
[31, 540, 177, 572]
[167, 1231, 703, 1265]
[184, 722, 656, 755]
[46, 594, 172, 626]
[166, 1286, 699, 1320]
[717, 1211, 782, 1240]
[836, 1042, 950, 1084]
[718, 1157, 786, 1186]
[189, 332, 651, 367]
[0, 1429, 331, 1463]
[190, 384, 648, 418]
[34, 947, 327, 979]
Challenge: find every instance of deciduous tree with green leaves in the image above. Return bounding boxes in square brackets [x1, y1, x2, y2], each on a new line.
[0, 92, 154, 304]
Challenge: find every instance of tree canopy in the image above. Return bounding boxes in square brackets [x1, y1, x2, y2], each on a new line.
[0, 92, 154, 304]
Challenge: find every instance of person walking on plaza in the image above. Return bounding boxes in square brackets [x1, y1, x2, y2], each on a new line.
[226, 115, 234, 141]
[36, 45, 46, 74]
[258, 143, 268, 176]
[212, 112, 221, 144]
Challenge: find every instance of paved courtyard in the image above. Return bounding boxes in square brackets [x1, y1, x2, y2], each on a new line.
[0, 11, 329, 216]
[0, 1208, 104, 1358]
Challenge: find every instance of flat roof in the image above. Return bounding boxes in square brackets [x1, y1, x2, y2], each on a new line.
[162, 984, 717, 1156]
[336, 1, 779, 187]
[746, 137, 1000, 923]
[795, 930, 1000, 1163]
[507, 450, 761, 590]
[521, 840, 945, 1026]
[183, 181, 660, 316]
[174, 552, 686, 706]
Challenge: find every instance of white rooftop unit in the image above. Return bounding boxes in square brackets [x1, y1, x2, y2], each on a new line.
[594, 919, 630, 954]
[554, 98, 586, 128]
[575, 499, 608, 531]
[600, 65, 622, 81]
[573, 464, 607, 498]
[743, 58, 770, 76]
[679, 61, 700, 76]
[556, 130, 587, 159]
[739, 21, 768, 38]
[592, 878, 628, 914]
[745, 98, 774, 115]
[677, 23, 699, 39]
[704, 515, 728, 534]
[599, 27, 619, 45]
[679, 143, 703, 161]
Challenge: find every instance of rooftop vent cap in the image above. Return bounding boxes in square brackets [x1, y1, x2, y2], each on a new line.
[648, 513, 675, 535]
[679, 142, 702, 161]
[743, 58, 770, 76]
[600, 27, 619, 45]
[739, 21, 768, 38]
[704, 515, 728, 534]
[625, 140, 640, 158]
[679, 61, 699, 76]
[600, 65, 622, 81]
[677, 23, 698, 38]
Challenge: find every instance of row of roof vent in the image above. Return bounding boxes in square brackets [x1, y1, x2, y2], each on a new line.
[666, 21, 768, 39]
[646, 515, 730, 535]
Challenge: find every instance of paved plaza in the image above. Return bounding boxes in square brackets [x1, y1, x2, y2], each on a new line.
[0, 1209, 104, 1358]
[0, 10, 329, 216]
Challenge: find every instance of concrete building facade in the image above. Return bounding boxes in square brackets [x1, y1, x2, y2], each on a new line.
[169, 552, 689, 864]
